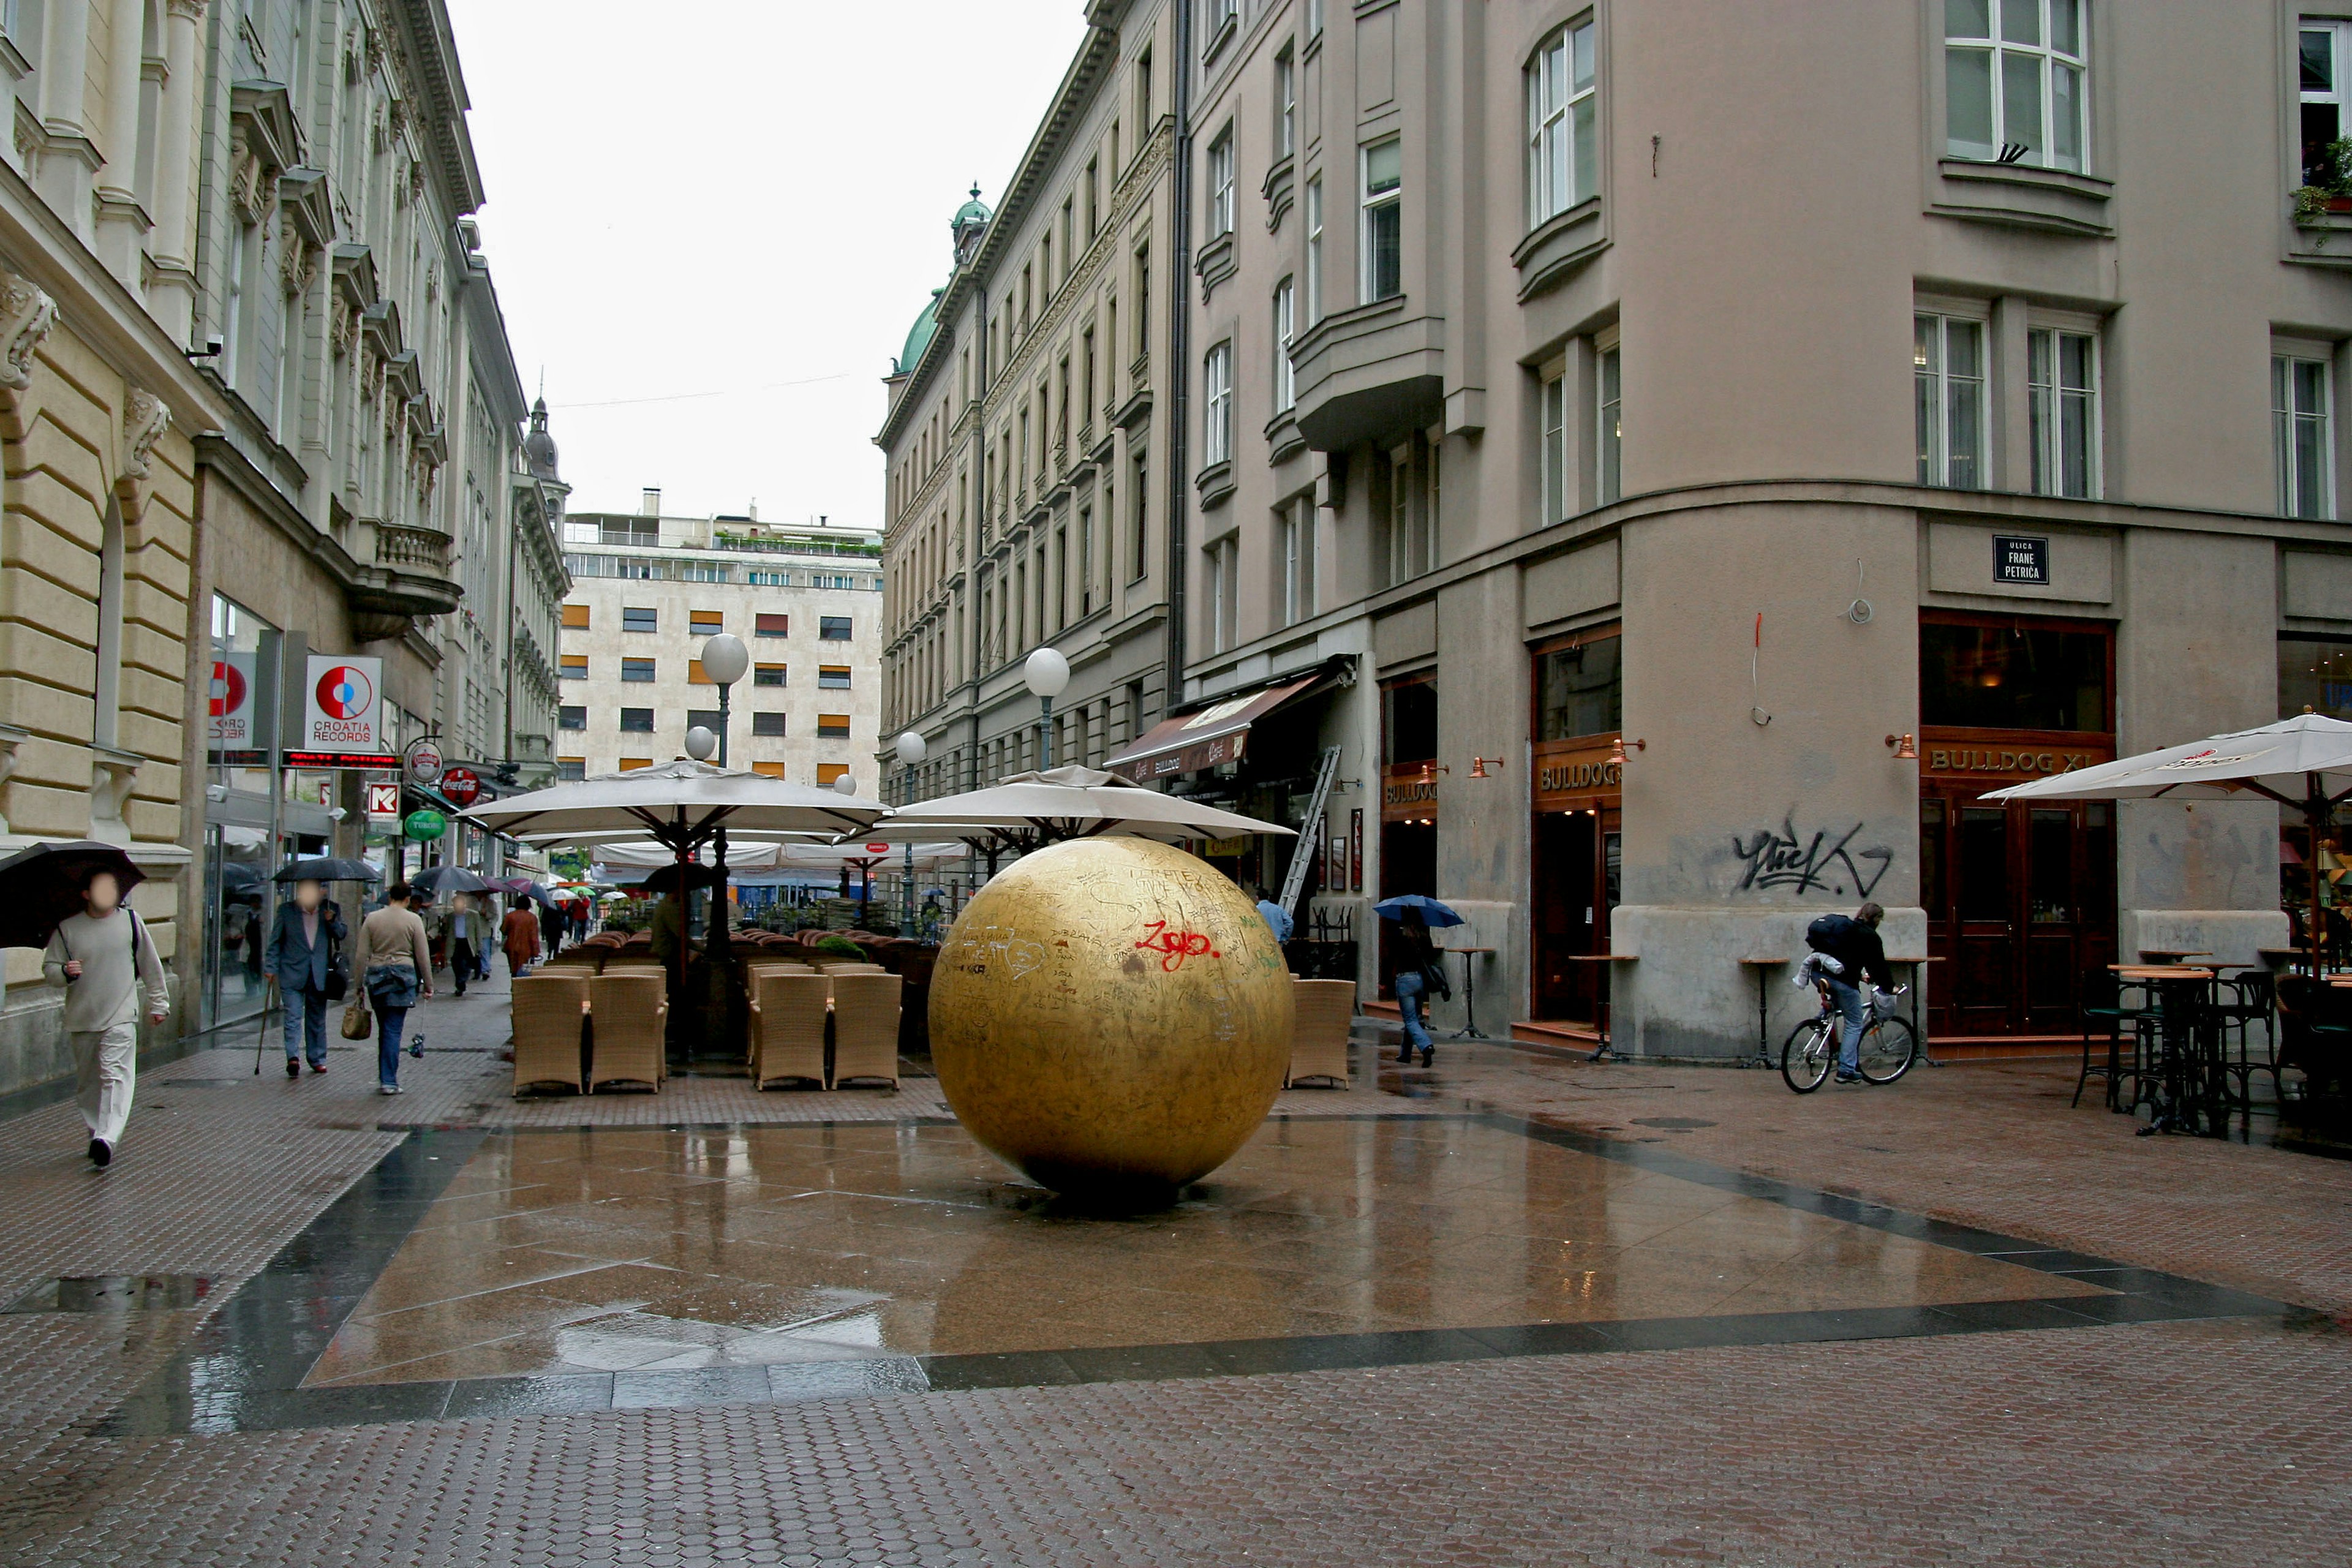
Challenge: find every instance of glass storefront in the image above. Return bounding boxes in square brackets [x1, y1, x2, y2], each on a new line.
[201, 595, 279, 1034]
[2280, 636, 2351, 965]
[1529, 628, 1623, 1025]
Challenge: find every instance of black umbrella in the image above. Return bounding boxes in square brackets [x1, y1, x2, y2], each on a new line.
[274, 857, 382, 884]
[514, 882, 564, 911]
[0, 842, 146, 950]
[410, 864, 494, 897]
[638, 861, 725, 896]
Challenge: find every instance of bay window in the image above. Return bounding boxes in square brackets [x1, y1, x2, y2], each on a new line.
[1526, 18, 1598, 227]
[1203, 341, 1233, 466]
[1273, 278, 1295, 412]
[1208, 126, 1235, 238]
[1362, 139, 1401, 302]
[1945, 0, 2087, 172]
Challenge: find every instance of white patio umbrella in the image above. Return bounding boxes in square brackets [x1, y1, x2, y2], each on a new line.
[459, 761, 886, 996]
[854, 765, 1294, 852]
[1983, 712, 2352, 976]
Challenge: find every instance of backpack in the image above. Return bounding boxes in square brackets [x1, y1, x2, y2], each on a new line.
[1805, 913, 1856, 954]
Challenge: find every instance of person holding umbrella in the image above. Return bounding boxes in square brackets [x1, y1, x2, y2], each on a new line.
[351, 882, 432, 1094]
[42, 861, 167, 1166]
[537, 890, 565, 958]
[263, 878, 346, 1077]
[1374, 895, 1460, 1068]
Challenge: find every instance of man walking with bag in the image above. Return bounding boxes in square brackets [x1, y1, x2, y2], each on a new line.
[42, 868, 167, 1167]
[264, 879, 345, 1077]
[352, 882, 432, 1095]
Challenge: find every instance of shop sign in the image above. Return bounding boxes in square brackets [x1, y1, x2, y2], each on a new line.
[1920, 734, 2111, 780]
[1203, 834, 1249, 857]
[364, 781, 401, 823]
[404, 737, 444, 786]
[282, 750, 399, 771]
[404, 809, 448, 841]
[303, 656, 382, 748]
[1382, 764, 1440, 822]
[440, 767, 482, 807]
[207, 654, 256, 747]
[1532, 737, 1624, 810]
[1349, 809, 1364, 891]
[1994, 535, 2049, 586]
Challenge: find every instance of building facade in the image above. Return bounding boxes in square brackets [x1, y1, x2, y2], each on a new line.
[558, 499, 883, 793]
[0, 0, 230, 1092]
[876, 0, 1182, 805]
[937, 1, 2352, 1060]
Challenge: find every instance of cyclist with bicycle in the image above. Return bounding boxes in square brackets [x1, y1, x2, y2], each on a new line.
[1804, 902, 1894, 1086]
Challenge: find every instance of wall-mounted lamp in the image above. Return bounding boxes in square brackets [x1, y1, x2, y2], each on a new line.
[1416, 760, 1451, 786]
[1607, 736, 1646, 766]
[1468, 756, 1502, 779]
[1885, 732, 1918, 760]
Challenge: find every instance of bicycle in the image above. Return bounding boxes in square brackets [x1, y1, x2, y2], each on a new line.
[1781, 984, 1918, 1093]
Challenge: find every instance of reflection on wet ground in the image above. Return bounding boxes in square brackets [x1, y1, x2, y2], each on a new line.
[306, 1118, 2106, 1387]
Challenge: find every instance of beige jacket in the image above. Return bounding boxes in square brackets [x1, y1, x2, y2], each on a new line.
[352, 904, 431, 977]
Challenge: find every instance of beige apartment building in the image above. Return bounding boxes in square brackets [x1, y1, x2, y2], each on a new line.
[1039, 0, 2352, 1060]
[559, 498, 884, 793]
[876, 0, 1181, 802]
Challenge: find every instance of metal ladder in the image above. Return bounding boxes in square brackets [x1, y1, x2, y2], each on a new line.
[1276, 745, 1344, 918]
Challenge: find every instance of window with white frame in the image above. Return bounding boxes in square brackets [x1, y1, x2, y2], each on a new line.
[1386, 442, 1435, 584]
[1207, 537, 1239, 652]
[1527, 18, 1598, 228]
[2301, 21, 2352, 187]
[2275, 351, 2334, 520]
[1281, 496, 1317, 625]
[1276, 47, 1297, 158]
[1273, 277, 1296, 412]
[1304, 177, 1324, 322]
[2027, 326, 2098, 499]
[1914, 314, 1985, 490]
[1944, 0, 2087, 172]
[1539, 360, 1568, 524]
[1596, 342, 1623, 503]
[1362, 139, 1402, 302]
[1203, 341, 1233, 466]
[1208, 126, 1235, 238]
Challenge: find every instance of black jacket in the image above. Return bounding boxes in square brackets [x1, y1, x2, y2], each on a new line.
[1810, 915, 1893, 990]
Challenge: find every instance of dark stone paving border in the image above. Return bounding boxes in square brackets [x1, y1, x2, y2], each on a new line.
[92, 1112, 2310, 1435]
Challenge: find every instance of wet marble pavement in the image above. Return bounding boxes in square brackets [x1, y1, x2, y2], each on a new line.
[97, 1112, 2294, 1432]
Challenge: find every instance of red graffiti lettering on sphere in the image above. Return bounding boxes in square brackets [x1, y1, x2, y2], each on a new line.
[1136, 920, 1220, 971]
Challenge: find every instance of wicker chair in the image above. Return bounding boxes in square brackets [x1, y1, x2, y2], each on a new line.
[588, 974, 667, 1091]
[751, 973, 831, 1088]
[830, 973, 902, 1088]
[1286, 979, 1356, 1087]
[511, 972, 590, 1094]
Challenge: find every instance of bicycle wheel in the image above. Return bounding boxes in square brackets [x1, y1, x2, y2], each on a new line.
[1781, 1018, 1833, 1093]
[1856, 1016, 1918, 1085]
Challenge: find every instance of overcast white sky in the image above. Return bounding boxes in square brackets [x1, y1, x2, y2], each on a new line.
[444, 1, 1090, 529]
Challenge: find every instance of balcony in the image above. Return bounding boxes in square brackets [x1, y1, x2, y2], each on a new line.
[1289, 297, 1446, 452]
[347, 518, 462, 640]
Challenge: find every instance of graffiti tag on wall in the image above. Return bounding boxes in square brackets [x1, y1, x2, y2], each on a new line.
[1731, 817, 1894, 899]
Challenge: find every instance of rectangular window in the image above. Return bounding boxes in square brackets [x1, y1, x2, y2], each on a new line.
[1281, 496, 1318, 626]
[816, 761, 851, 786]
[1273, 279, 1296, 413]
[1921, 619, 2109, 731]
[1208, 126, 1235, 238]
[1276, 47, 1297, 157]
[558, 705, 586, 730]
[1205, 537, 1238, 652]
[1945, 0, 2087, 172]
[1203, 342, 1233, 466]
[619, 756, 654, 772]
[687, 708, 725, 733]
[753, 663, 786, 687]
[752, 760, 786, 778]
[1362, 140, 1402, 302]
[557, 758, 586, 781]
[1536, 634, 1623, 741]
[1526, 19, 1597, 227]
[820, 665, 853, 689]
[755, 614, 789, 639]
[1131, 453, 1150, 580]
[622, 606, 657, 633]
[621, 658, 655, 683]
[2027, 327, 2098, 499]
[688, 658, 712, 685]
[690, 609, 723, 635]
[2302, 23, 2352, 186]
[820, 616, 853, 639]
[2275, 352, 2335, 519]
[1304, 178, 1324, 322]
[1914, 314, 1985, 490]
[1308, 0, 1324, 40]
[1540, 363, 1567, 522]
[818, 714, 852, 739]
[560, 655, 587, 680]
[561, 604, 590, 629]
[1079, 506, 1095, 616]
[2280, 634, 2352, 721]
[1382, 675, 1439, 765]
[620, 707, 655, 733]
[752, 711, 786, 738]
[1597, 344, 1623, 503]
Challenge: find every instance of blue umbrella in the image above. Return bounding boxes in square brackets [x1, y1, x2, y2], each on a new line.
[1372, 894, 1464, 927]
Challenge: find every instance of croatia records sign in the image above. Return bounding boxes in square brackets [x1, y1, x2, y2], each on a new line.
[303, 655, 382, 749]
[208, 653, 257, 747]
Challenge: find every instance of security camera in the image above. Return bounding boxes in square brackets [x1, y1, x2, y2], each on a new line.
[205, 783, 227, 802]
[186, 335, 225, 361]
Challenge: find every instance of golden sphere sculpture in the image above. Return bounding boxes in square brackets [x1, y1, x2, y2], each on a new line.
[929, 835, 1294, 1205]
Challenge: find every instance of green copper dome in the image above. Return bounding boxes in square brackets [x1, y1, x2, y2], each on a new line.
[952, 183, 992, 231]
[896, 288, 944, 375]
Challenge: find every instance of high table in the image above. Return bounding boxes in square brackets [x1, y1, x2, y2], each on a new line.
[1568, 953, 1638, 1062]
[1737, 957, 1784, 1069]
[2109, 965, 2227, 1137]
[1437, 946, 1495, 1039]
[1885, 956, 1944, 1068]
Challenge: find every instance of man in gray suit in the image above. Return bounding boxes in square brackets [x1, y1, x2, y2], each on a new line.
[264, 880, 346, 1078]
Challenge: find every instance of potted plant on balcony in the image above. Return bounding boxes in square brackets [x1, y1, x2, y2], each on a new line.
[2293, 137, 2352, 224]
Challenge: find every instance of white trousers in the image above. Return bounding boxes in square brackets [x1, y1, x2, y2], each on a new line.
[72, 1022, 138, 1145]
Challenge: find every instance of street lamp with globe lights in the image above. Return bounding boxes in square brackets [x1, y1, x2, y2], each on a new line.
[698, 632, 750, 767]
[1023, 646, 1070, 769]
[894, 730, 928, 931]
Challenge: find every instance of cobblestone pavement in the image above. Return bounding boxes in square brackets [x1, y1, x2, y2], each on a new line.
[0, 967, 2345, 1566]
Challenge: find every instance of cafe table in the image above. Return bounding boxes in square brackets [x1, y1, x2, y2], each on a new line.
[1436, 946, 1496, 1040]
[1567, 953, 1637, 1062]
[2107, 965, 2228, 1136]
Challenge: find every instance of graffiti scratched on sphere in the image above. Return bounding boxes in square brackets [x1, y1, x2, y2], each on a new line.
[1136, 919, 1221, 971]
[1731, 816, 1894, 899]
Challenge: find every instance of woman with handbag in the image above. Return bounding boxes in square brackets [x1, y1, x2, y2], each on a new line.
[349, 881, 433, 1095]
[262, 879, 347, 1078]
[1388, 907, 1448, 1068]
